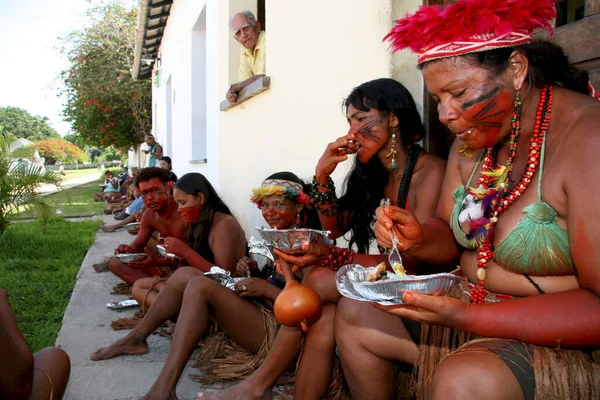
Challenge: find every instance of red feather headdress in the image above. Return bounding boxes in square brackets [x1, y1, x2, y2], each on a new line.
[384, 0, 556, 64]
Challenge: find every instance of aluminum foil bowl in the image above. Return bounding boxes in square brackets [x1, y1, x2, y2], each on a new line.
[123, 222, 141, 232]
[156, 245, 181, 260]
[116, 253, 146, 263]
[256, 227, 332, 252]
[339, 264, 461, 303]
[248, 237, 276, 278]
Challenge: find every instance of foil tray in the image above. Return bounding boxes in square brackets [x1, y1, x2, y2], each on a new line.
[123, 222, 141, 232]
[156, 245, 181, 260]
[116, 253, 146, 263]
[204, 266, 246, 291]
[106, 299, 139, 310]
[248, 237, 276, 278]
[336, 264, 461, 304]
[256, 227, 332, 252]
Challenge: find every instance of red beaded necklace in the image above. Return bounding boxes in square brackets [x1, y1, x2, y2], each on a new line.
[470, 85, 553, 304]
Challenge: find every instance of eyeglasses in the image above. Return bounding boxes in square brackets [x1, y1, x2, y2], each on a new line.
[233, 24, 252, 39]
[139, 187, 166, 199]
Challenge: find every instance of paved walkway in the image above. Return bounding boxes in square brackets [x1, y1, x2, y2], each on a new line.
[56, 215, 203, 400]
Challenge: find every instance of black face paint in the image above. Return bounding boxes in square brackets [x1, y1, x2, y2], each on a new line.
[462, 87, 500, 109]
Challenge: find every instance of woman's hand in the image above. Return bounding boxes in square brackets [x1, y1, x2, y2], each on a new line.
[315, 136, 361, 181]
[375, 205, 424, 252]
[273, 243, 330, 273]
[236, 256, 258, 277]
[115, 244, 136, 255]
[163, 237, 191, 258]
[234, 278, 276, 299]
[372, 291, 469, 329]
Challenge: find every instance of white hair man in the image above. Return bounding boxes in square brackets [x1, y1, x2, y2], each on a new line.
[226, 10, 266, 104]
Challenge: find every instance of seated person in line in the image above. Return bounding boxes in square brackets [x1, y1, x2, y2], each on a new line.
[93, 170, 121, 202]
[335, 1, 600, 399]
[130, 172, 247, 309]
[199, 79, 446, 400]
[89, 172, 311, 400]
[159, 156, 178, 183]
[0, 288, 71, 400]
[108, 167, 187, 285]
[225, 10, 266, 105]
[103, 179, 137, 215]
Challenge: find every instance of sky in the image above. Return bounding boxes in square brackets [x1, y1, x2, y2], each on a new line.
[0, 0, 94, 136]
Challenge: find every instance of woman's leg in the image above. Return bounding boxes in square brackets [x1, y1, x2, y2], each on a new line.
[294, 303, 336, 400]
[335, 297, 418, 400]
[108, 257, 153, 284]
[102, 214, 137, 232]
[132, 278, 168, 309]
[91, 267, 202, 360]
[199, 267, 341, 400]
[430, 341, 526, 400]
[143, 276, 267, 400]
[28, 347, 71, 400]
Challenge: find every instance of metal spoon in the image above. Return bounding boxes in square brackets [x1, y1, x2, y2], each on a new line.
[388, 230, 404, 275]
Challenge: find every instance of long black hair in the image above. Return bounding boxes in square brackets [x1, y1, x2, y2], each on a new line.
[445, 40, 590, 95]
[339, 78, 425, 253]
[174, 173, 234, 253]
[265, 171, 321, 230]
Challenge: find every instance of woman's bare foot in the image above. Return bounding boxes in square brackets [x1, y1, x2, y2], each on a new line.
[90, 335, 148, 361]
[196, 380, 273, 400]
[101, 224, 120, 232]
[92, 260, 111, 273]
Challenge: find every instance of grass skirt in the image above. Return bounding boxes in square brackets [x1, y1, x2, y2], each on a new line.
[414, 280, 600, 399]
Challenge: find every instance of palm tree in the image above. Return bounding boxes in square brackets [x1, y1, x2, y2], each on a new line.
[0, 133, 62, 237]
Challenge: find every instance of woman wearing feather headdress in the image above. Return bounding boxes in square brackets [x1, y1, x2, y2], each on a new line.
[335, 0, 600, 399]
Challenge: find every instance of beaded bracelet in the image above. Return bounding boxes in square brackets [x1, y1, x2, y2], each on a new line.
[317, 245, 355, 271]
[312, 175, 334, 188]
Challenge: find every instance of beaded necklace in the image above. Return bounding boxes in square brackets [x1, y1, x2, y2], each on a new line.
[470, 85, 553, 304]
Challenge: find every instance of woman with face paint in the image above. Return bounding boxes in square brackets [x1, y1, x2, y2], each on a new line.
[91, 172, 321, 400]
[130, 172, 247, 309]
[197, 82, 446, 400]
[335, 1, 600, 399]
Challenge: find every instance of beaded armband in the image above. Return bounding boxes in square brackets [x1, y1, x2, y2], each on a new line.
[310, 176, 339, 216]
[317, 245, 355, 271]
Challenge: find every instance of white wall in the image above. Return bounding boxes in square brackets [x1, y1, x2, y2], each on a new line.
[151, 0, 217, 184]
[152, 0, 424, 246]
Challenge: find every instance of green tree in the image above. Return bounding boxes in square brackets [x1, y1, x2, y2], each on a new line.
[0, 107, 61, 141]
[58, 0, 151, 149]
[0, 134, 62, 237]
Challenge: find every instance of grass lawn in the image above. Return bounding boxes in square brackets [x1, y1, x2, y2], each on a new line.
[0, 218, 101, 352]
[17, 179, 107, 218]
[61, 168, 101, 181]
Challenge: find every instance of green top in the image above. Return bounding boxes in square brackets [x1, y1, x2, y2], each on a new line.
[450, 135, 574, 276]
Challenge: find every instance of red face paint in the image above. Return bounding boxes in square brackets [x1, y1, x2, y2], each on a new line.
[460, 88, 513, 148]
[178, 206, 200, 223]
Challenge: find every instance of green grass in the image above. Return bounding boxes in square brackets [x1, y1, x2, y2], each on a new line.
[17, 179, 107, 218]
[0, 218, 101, 351]
[61, 168, 102, 181]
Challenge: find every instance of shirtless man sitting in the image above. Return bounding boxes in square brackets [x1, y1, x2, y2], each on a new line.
[108, 167, 186, 285]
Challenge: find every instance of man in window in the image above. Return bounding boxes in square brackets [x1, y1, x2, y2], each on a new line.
[226, 10, 266, 104]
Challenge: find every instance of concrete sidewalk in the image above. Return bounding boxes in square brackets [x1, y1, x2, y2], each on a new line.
[56, 215, 203, 400]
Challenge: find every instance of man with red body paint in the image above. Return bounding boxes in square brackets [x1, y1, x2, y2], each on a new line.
[108, 167, 186, 285]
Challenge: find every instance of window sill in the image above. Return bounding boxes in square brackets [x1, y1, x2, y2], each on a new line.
[220, 76, 271, 111]
[189, 159, 207, 165]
